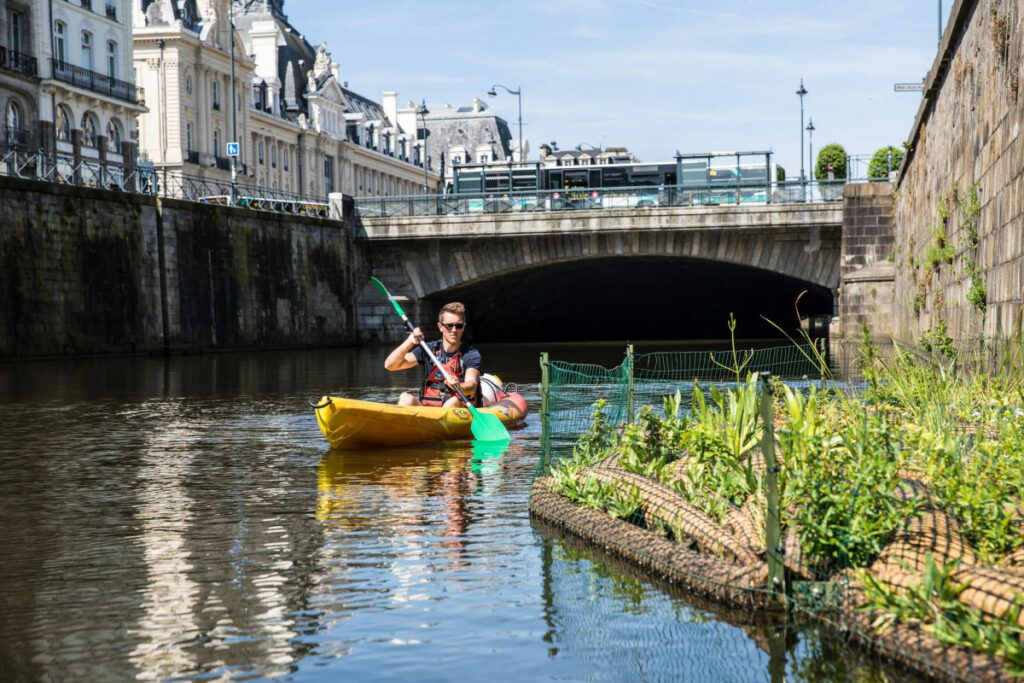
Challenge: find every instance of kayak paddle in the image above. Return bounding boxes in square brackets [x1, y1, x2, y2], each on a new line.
[371, 277, 510, 442]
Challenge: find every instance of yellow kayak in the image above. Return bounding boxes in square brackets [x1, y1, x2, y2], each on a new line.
[313, 393, 529, 449]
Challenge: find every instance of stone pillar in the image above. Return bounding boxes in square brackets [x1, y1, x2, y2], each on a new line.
[836, 181, 895, 372]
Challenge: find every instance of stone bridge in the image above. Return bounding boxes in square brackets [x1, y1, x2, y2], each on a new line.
[353, 202, 844, 344]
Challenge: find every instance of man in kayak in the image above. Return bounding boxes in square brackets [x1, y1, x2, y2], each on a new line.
[384, 302, 482, 407]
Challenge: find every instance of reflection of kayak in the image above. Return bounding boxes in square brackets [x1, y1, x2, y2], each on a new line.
[313, 394, 529, 449]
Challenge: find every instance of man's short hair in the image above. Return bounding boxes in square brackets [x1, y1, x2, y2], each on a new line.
[438, 302, 467, 321]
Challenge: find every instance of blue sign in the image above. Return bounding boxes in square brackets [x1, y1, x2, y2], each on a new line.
[226, 142, 240, 157]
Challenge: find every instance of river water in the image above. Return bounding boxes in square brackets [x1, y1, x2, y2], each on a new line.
[0, 345, 912, 681]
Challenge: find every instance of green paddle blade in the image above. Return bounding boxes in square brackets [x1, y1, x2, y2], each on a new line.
[467, 404, 510, 442]
[370, 277, 407, 318]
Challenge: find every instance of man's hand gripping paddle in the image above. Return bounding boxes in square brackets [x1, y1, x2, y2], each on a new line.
[371, 277, 510, 442]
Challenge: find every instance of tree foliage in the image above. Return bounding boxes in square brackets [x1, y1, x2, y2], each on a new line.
[868, 145, 905, 178]
[814, 143, 848, 180]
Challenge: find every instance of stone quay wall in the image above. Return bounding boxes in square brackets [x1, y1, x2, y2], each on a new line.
[0, 176, 356, 357]
[838, 181, 896, 342]
[893, 0, 1024, 345]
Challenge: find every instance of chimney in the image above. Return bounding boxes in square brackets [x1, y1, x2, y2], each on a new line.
[382, 91, 398, 126]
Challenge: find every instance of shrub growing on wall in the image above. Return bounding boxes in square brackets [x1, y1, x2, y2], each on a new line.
[868, 146, 905, 178]
[815, 144, 848, 180]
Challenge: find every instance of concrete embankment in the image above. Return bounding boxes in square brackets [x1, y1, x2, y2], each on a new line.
[0, 176, 356, 357]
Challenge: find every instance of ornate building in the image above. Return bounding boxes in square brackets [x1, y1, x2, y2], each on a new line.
[133, 0, 437, 200]
[418, 97, 519, 193]
[0, 0, 143, 179]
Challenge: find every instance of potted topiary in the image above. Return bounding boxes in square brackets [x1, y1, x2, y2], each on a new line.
[815, 143, 847, 200]
[868, 145, 904, 180]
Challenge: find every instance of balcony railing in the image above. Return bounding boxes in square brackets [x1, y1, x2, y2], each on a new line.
[214, 156, 231, 171]
[185, 150, 200, 165]
[50, 59, 138, 104]
[105, 2, 117, 20]
[4, 127, 35, 149]
[0, 47, 39, 77]
[81, 0, 92, 10]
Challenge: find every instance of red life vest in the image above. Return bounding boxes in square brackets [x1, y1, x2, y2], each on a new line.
[418, 341, 475, 406]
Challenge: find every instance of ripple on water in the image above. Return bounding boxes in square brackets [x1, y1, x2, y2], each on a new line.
[0, 348, 921, 681]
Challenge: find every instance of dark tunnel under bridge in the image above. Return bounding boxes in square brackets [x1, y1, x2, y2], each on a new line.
[424, 257, 833, 344]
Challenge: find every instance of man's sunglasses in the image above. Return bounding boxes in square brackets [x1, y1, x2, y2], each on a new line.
[439, 322, 465, 331]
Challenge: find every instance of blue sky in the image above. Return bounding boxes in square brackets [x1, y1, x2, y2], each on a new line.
[286, 1, 950, 179]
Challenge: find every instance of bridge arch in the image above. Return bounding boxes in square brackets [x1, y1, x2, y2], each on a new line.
[359, 222, 839, 344]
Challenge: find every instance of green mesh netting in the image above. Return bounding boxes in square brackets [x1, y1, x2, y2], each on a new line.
[539, 343, 824, 475]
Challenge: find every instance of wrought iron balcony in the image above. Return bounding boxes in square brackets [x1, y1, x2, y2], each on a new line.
[4, 127, 35, 150]
[0, 47, 39, 77]
[215, 156, 231, 171]
[50, 59, 138, 104]
[185, 150, 200, 165]
[105, 2, 117, 20]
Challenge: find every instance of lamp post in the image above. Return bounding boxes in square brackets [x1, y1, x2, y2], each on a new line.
[229, 1, 238, 204]
[418, 99, 429, 194]
[806, 117, 814, 201]
[487, 84, 522, 163]
[796, 78, 807, 200]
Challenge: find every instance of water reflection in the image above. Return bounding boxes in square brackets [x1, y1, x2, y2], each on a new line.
[0, 346, 912, 681]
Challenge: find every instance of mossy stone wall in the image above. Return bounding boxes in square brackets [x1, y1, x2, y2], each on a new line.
[894, 0, 1024, 344]
[0, 176, 355, 357]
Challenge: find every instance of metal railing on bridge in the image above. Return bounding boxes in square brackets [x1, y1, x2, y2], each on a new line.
[353, 179, 849, 219]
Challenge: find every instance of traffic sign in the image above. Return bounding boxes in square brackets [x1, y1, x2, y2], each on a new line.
[226, 142, 240, 157]
[894, 82, 924, 92]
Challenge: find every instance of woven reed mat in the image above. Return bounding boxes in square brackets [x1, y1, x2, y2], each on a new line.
[584, 465, 758, 566]
[726, 493, 766, 555]
[951, 565, 1024, 628]
[530, 478, 768, 608]
[836, 584, 1015, 682]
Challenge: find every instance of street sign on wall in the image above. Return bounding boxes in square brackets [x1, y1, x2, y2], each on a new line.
[894, 82, 924, 92]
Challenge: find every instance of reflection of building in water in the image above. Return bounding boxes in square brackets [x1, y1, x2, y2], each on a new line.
[129, 423, 202, 678]
[128, 410, 306, 678]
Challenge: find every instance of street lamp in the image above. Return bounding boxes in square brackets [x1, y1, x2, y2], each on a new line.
[796, 78, 808, 199]
[806, 117, 815, 200]
[418, 99, 429, 194]
[229, 2, 237, 204]
[487, 84, 522, 163]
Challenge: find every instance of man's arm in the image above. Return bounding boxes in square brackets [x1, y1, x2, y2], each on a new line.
[384, 328, 423, 371]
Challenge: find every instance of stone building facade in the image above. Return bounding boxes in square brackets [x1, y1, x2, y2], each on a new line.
[891, 0, 1024, 346]
[418, 97, 516, 194]
[133, 0, 437, 201]
[0, 0, 143, 176]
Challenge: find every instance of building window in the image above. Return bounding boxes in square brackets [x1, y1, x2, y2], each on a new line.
[81, 31, 93, 71]
[6, 101, 22, 143]
[212, 79, 220, 110]
[283, 149, 288, 170]
[106, 41, 117, 78]
[80, 112, 97, 148]
[213, 129, 220, 156]
[258, 141, 264, 164]
[8, 10, 25, 54]
[185, 74, 192, 95]
[106, 118, 122, 153]
[54, 22, 67, 63]
[56, 104, 71, 142]
[186, 122, 193, 152]
[324, 156, 334, 194]
[270, 145, 276, 167]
